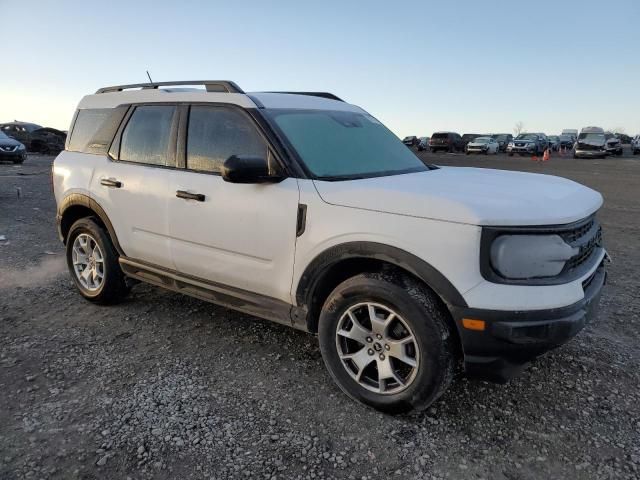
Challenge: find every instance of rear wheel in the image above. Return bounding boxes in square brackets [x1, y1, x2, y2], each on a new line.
[318, 273, 456, 414]
[66, 217, 129, 304]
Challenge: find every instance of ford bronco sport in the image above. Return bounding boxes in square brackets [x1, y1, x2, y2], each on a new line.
[53, 80, 607, 413]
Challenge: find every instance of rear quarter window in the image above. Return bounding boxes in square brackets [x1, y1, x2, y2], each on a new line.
[67, 109, 114, 152]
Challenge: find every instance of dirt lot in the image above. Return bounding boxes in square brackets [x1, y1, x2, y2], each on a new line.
[1, 150, 639, 480]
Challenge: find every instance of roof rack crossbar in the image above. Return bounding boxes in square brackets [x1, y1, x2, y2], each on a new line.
[96, 80, 245, 94]
[265, 91, 344, 102]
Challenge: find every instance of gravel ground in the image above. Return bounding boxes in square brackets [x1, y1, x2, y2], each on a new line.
[1, 151, 639, 479]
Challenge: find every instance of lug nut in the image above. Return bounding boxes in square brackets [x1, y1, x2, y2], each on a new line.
[366, 337, 372, 343]
[367, 349, 374, 355]
[384, 344, 390, 351]
[376, 334, 382, 340]
[379, 354, 385, 360]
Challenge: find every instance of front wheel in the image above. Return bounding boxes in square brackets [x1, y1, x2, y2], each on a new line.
[318, 273, 456, 414]
[66, 217, 130, 304]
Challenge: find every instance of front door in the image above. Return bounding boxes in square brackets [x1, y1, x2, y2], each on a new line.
[167, 105, 299, 303]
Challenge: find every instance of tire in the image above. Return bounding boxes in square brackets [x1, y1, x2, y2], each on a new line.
[508, 153, 513, 157]
[465, 151, 470, 155]
[318, 272, 456, 414]
[66, 217, 129, 304]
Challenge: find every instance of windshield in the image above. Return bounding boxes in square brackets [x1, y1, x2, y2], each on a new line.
[516, 134, 537, 140]
[266, 109, 428, 180]
[578, 133, 605, 142]
[473, 137, 490, 143]
[0, 131, 9, 140]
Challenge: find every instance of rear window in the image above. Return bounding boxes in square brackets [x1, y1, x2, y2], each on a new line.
[431, 133, 448, 139]
[68, 109, 112, 152]
[119, 105, 175, 166]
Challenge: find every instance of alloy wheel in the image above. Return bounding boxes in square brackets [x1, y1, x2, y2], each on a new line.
[72, 233, 105, 291]
[335, 302, 420, 394]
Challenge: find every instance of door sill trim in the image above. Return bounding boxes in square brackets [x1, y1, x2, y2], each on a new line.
[119, 257, 306, 331]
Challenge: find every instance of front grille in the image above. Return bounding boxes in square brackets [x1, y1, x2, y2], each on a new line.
[577, 143, 604, 152]
[0, 145, 17, 152]
[560, 216, 602, 274]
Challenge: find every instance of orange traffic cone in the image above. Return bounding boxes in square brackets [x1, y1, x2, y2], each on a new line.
[543, 148, 550, 162]
[531, 153, 539, 161]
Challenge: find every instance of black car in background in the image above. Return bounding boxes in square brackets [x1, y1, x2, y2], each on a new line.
[402, 136, 419, 147]
[559, 134, 575, 149]
[491, 133, 513, 152]
[430, 132, 465, 153]
[0, 130, 27, 164]
[0, 122, 66, 154]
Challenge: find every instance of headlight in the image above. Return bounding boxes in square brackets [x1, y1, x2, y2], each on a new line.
[490, 234, 577, 279]
[526, 142, 535, 147]
[17, 144, 26, 150]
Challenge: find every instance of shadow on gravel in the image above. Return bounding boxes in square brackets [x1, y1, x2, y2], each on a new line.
[0, 255, 66, 289]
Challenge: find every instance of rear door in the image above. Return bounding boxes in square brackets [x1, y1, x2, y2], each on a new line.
[90, 104, 177, 268]
[166, 105, 299, 303]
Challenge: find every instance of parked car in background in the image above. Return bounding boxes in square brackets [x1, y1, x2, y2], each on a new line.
[465, 136, 499, 155]
[461, 133, 483, 148]
[0, 130, 27, 163]
[546, 136, 560, 151]
[632, 135, 640, 155]
[507, 133, 547, 156]
[562, 129, 578, 141]
[559, 134, 575, 149]
[491, 133, 513, 152]
[574, 127, 607, 159]
[429, 132, 464, 153]
[0, 122, 66, 154]
[417, 137, 430, 151]
[0, 122, 43, 145]
[604, 133, 623, 156]
[402, 136, 419, 148]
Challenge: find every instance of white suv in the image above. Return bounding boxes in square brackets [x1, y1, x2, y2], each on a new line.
[53, 80, 607, 413]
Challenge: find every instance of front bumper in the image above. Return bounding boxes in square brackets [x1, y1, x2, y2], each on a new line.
[466, 147, 488, 154]
[575, 149, 606, 158]
[0, 149, 26, 161]
[451, 261, 606, 383]
[507, 145, 536, 154]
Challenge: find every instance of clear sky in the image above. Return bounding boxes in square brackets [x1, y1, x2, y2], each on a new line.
[1, 0, 638, 137]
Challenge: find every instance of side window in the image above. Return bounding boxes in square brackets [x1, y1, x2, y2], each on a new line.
[68, 109, 112, 152]
[120, 105, 175, 166]
[186, 106, 267, 173]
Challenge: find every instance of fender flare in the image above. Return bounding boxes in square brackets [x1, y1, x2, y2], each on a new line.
[57, 193, 125, 255]
[295, 241, 468, 311]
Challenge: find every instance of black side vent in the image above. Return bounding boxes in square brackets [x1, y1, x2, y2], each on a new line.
[297, 204, 307, 237]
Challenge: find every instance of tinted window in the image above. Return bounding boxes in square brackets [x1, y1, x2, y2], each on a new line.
[120, 106, 175, 166]
[68, 109, 112, 152]
[187, 106, 267, 173]
[431, 133, 448, 139]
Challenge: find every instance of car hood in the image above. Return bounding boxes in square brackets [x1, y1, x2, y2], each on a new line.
[313, 167, 603, 226]
[0, 137, 22, 148]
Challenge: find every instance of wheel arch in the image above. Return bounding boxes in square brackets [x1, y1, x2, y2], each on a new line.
[57, 193, 124, 255]
[294, 242, 467, 335]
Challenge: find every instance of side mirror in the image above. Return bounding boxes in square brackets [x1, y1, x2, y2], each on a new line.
[221, 155, 283, 184]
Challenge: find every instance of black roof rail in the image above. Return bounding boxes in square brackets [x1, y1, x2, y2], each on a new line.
[265, 91, 344, 102]
[95, 80, 245, 94]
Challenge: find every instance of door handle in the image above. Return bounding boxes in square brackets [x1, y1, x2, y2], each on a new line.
[176, 190, 205, 202]
[100, 178, 122, 188]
